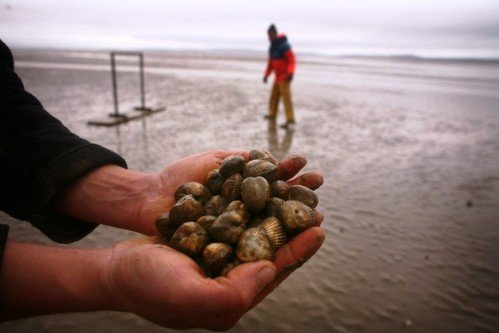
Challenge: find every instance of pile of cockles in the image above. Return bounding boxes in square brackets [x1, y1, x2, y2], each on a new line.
[155, 149, 318, 277]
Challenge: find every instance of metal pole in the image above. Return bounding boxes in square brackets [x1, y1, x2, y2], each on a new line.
[111, 53, 119, 116]
[139, 53, 146, 110]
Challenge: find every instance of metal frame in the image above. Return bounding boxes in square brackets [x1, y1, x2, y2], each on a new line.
[109, 51, 148, 117]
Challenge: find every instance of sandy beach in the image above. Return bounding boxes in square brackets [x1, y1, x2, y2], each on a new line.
[1, 48, 499, 332]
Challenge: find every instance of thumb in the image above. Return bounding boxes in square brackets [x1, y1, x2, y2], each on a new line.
[223, 260, 276, 307]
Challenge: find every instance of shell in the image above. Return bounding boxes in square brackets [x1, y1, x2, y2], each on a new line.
[174, 182, 212, 204]
[236, 227, 274, 262]
[224, 200, 250, 224]
[220, 260, 242, 277]
[209, 211, 246, 244]
[221, 173, 243, 202]
[243, 159, 277, 182]
[241, 176, 270, 214]
[169, 194, 205, 226]
[249, 149, 278, 165]
[170, 222, 209, 257]
[266, 197, 284, 217]
[204, 195, 227, 216]
[288, 185, 319, 208]
[247, 216, 264, 229]
[260, 217, 286, 249]
[196, 215, 217, 231]
[202, 243, 233, 272]
[279, 200, 316, 233]
[205, 169, 224, 195]
[155, 212, 176, 241]
[270, 180, 290, 199]
[219, 155, 245, 178]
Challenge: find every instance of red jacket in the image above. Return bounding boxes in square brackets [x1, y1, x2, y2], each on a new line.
[264, 34, 295, 84]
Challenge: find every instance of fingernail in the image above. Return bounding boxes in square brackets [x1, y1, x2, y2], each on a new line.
[256, 266, 276, 288]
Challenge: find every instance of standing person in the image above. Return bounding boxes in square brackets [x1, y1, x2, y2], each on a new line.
[263, 24, 296, 129]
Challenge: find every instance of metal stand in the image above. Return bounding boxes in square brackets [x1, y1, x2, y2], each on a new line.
[88, 51, 165, 126]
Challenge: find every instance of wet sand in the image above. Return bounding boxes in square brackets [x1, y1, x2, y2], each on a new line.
[1, 49, 499, 332]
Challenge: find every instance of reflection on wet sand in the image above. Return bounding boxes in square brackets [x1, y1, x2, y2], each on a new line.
[267, 120, 294, 161]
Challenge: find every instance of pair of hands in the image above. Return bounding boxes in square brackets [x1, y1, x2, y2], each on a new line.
[64, 150, 325, 330]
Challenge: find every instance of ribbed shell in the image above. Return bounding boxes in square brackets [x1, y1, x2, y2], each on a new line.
[249, 149, 278, 165]
[224, 200, 250, 224]
[243, 159, 277, 182]
[169, 194, 205, 226]
[155, 212, 176, 241]
[236, 227, 274, 262]
[241, 176, 270, 214]
[219, 155, 245, 178]
[279, 200, 316, 233]
[260, 217, 286, 249]
[266, 197, 284, 217]
[204, 195, 227, 216]
[205, 169, 224, 195]
[202, 243, 233, 271]
[196, 215, 217, 231]
[270, 180, 290, 199]
[221, 173, 243, 202]
[220, 260, 242, 277]
[209, 211, 245, 244]
[174, 182, 212, 204]
[170, 222, 209, 257]
[288, 185, 319, 208]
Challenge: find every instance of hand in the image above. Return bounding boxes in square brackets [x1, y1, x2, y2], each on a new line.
[286, 73, 293, 82]
[105, 222, 324, 330]
[263, 76, 268, 84]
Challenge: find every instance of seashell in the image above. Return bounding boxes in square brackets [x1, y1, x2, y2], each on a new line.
[169, 194, 205, 226]
[270, 180, 290, 199]
[241, 176, 270, 214]
[259, 217, 286, 249]
[219, 155, 245, 178]
[155, 212, 176, 241]
[224, 200, 250, 224]
[221, 173, 243, 202]
[170, 222, 209, 257]
[279, 200, 316, 233]
[205, 169, 224, 195]
[266, 197, 284, 217]
[196, 215, 217, 231]
[204, 195, 227, 216]
[288, 185, 318, 208]
[202, 243, 233, 272]
[247, 216, 264, 228]
[249, 149, 278, 165]
[243, 159, 277, 182]
[174, 182, 212, 204]
[220, 260, 242, 277]
[209, 211, 246, 244]
[236, 227, 274, 262]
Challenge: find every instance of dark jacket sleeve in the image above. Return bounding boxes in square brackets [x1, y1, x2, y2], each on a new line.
[0, 40, 127, 243]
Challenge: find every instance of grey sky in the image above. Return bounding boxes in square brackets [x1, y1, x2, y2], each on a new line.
[1, 0, 499, 58]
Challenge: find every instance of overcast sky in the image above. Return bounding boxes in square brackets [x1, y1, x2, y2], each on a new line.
[1, 0, 499, 58]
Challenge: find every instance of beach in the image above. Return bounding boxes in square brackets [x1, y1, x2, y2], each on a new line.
[1, 48, 499, 332]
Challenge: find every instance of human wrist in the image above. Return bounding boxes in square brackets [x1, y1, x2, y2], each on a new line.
[0, 242, 114, 320]
[55, 164, 158, 234]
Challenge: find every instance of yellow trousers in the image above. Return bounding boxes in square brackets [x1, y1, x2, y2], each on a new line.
[269, 81, 295, 122]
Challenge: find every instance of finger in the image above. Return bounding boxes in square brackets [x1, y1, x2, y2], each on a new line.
[206, 261, 276, 329]
[314, 209, 324, 226]
[275, 154, 307, 181]
[249, 227, 325, 308]
[287, 171, 323, 190]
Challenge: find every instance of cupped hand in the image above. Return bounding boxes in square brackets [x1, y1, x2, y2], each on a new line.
[139, 151, 323, 236]
[104, 223, 324, 330]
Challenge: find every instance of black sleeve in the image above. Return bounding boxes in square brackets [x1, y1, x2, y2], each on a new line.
[0, 39, 127, 243]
